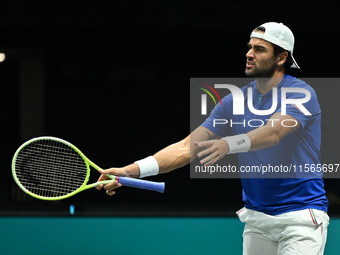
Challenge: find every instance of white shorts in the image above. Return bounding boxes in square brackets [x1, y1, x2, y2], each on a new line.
[237, 207, 330, 255]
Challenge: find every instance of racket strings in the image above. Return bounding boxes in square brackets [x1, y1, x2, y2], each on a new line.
[15, 139, 88, 198]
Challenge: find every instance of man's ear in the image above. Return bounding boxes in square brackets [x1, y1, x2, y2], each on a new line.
[278, 51, 289, 66]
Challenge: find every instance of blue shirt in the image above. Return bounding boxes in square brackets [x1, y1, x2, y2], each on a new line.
[202, 75, 328, 215]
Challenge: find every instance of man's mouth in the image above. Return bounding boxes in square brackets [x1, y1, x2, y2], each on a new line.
[246, 61, 255, 69]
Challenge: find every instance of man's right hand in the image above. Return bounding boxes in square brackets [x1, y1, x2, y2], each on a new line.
[96, 164, 140, 196]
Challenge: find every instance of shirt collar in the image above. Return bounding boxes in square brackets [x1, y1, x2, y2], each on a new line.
[252, 74, 292, 96]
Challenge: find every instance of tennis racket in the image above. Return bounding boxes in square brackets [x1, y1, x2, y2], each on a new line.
[12, 136, 165, 201]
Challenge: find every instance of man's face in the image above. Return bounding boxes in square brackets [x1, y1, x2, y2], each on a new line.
[245, 37, 277, 78]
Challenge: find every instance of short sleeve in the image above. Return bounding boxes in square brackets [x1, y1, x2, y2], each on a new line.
[277, 84, 320, 128]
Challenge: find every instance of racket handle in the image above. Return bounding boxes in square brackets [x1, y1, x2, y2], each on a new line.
[117, 176, 165, 193]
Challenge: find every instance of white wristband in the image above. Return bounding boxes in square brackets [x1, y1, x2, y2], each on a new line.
[221, 134, 251, 154]
[134, 156, 159, 178]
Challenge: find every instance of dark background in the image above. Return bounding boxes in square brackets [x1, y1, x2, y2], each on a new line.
[1, 1, 340, 216]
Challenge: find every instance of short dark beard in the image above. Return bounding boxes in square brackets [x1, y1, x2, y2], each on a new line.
[245, 57, 277, 78]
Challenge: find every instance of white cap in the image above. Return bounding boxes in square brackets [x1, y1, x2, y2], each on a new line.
[250, 22, 300, 69]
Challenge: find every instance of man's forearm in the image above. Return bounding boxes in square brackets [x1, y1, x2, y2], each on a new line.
[247, 124, 281, 151]
[122, 136, 191, 178]
[247, 113, 301, 151]
[123, 127, 214, 178]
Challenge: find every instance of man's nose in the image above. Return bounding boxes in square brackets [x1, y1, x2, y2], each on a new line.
[246, 48, 254, 59]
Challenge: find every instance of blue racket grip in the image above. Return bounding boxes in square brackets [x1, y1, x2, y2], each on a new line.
[117, 176, 165, 193]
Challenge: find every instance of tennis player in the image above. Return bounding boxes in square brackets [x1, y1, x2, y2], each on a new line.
[97, 22, 329, 255]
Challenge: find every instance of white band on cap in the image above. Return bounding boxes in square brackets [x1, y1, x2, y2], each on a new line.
[221, 134, 251, 154]
[134, 156, 159, 178]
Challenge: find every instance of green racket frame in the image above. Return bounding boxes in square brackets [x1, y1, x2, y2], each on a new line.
[12, 137, 123, 200]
